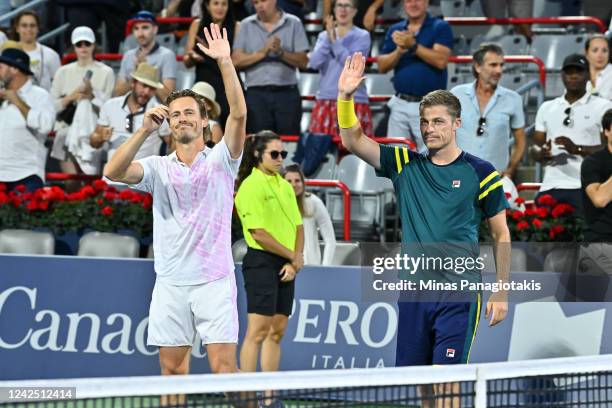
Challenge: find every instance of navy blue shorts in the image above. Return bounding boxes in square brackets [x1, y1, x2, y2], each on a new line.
[395, 294, 482, 366]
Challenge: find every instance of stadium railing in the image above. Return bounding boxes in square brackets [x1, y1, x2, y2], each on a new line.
[305, 179, 351, 241]
[122, 16, 607, 38]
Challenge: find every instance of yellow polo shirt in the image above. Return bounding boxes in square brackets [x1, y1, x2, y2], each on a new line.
[235, 167, 303, 251]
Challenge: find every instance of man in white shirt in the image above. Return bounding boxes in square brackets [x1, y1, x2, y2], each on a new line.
[104, 24, 251, 405]
[0, 48, 55, 192]
[532, 54, 612, 214]
[90, 63, 171, 173]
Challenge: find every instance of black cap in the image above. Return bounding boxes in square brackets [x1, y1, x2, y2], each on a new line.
[0, 48, 33, 76]
[562, 53, 589, 71]
[131, 10, 157, 25]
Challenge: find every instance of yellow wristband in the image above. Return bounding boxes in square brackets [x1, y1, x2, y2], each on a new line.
[337, 97, 359, 129]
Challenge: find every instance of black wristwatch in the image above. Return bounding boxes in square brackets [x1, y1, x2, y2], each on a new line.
[408, 43, 418, 54]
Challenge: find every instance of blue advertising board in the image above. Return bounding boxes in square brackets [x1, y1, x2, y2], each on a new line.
[1, 255, 610, 380]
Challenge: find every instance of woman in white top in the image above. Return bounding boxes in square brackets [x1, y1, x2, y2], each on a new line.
[585, 34, 612, 100]
[284, 164, 336, 265]
[50, 26, 115, 175]
[191, 81, 223, 147]
[11, 10, 60, 91]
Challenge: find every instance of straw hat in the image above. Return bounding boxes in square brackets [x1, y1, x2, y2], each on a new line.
[131, 63, 163, 89]
[1, 40, 22, 51]
[191, 81, 221, 119]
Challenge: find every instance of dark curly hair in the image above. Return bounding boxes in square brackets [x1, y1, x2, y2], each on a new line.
[237, 130, 280, 187]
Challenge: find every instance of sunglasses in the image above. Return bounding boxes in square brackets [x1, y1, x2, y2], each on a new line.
[267, 150, 288, 160]
[335, 3, 354, 9]
[476, 117, 486, 136]
[563, 107, 572, 127]
[75, 41, 93, 48]
[125, 115, 135, 133]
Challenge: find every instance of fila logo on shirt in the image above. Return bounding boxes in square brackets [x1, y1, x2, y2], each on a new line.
[452, 180, 461, 188]
[446, 348, 456, 358]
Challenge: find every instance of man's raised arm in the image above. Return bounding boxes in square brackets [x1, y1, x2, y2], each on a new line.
[337, 52, 381, 169]
[198, 23, 246, 159]
[104, 106, 168, 184]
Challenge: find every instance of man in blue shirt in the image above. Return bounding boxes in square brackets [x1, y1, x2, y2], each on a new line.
[451, 43, 526, 206]
[378, 0, 453, 153]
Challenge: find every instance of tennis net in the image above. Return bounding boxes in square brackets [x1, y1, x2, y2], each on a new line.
[1, 355, 611, 407]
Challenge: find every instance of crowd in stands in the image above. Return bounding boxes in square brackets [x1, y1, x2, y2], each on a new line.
[0, 0, 611, 247]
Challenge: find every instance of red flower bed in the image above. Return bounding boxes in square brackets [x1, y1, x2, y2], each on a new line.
[0, 181, 152, 236]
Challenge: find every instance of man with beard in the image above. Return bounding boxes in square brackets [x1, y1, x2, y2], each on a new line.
[114, 11, 177, 102]
[531, 53, 612, 215]
[104, 24, 249, 404]
[90, 63, 171, 174]
[451, 44, 526, 206]
[0, 47, 55, 192]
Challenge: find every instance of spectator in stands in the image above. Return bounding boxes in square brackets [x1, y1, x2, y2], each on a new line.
[479, 0, 533, 42]
[91, 63, 171, 174]
[232, 0, 309, 136]
[531, 54, 612, 215]
[581, 108, 612, 242]
[451, 44, 526, 198]
[10, 10, 60, 91]
[50, 26, 115, 176]
[183, 0, 238, 126]
[235, 131, 303, 406]
[325, 0, 402, 32]
[585, 34, 612, 100]
[191, 81, 223, 146]
[0, 48, 55, 192]
[377, 0, 453, 152]
[308, 0, 372, 138]
[114, 11, 177, 102]
[284, 164, 336, 265]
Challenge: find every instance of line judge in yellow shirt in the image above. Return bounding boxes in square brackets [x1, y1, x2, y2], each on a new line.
[234, 130, 304, 408]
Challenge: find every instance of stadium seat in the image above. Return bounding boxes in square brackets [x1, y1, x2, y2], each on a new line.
[120, 35, 137, 53]
[500, 73, 525, 91]
[176, 66, 196, 90]
[479, 244, 527, 273]
[232, 239, 248, 263]
[298, 72, 320, 98]
[543, 247, 577, 273]
[77, 232, 140, 258]
[156, 33, 177, 52]
[531, 34, 587, 70]
[284, 141, 299, 166]
[365, 73, 395, 96]
[325, 241, 360, 266]
[326, 155, 392, 241]
[470, 34, 529, 55]
[176, 34, 189, 56]
[0, 229, 55, 255]
[311, 153, 337, 180]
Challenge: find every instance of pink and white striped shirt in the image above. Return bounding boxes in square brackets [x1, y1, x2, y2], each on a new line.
[133, 138, 241, 285]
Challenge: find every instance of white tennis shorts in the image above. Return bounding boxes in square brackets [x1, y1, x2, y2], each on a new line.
[147, 274, 239, 346]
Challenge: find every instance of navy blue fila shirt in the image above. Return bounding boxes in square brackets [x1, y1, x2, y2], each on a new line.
[376, 145, 509, 284]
